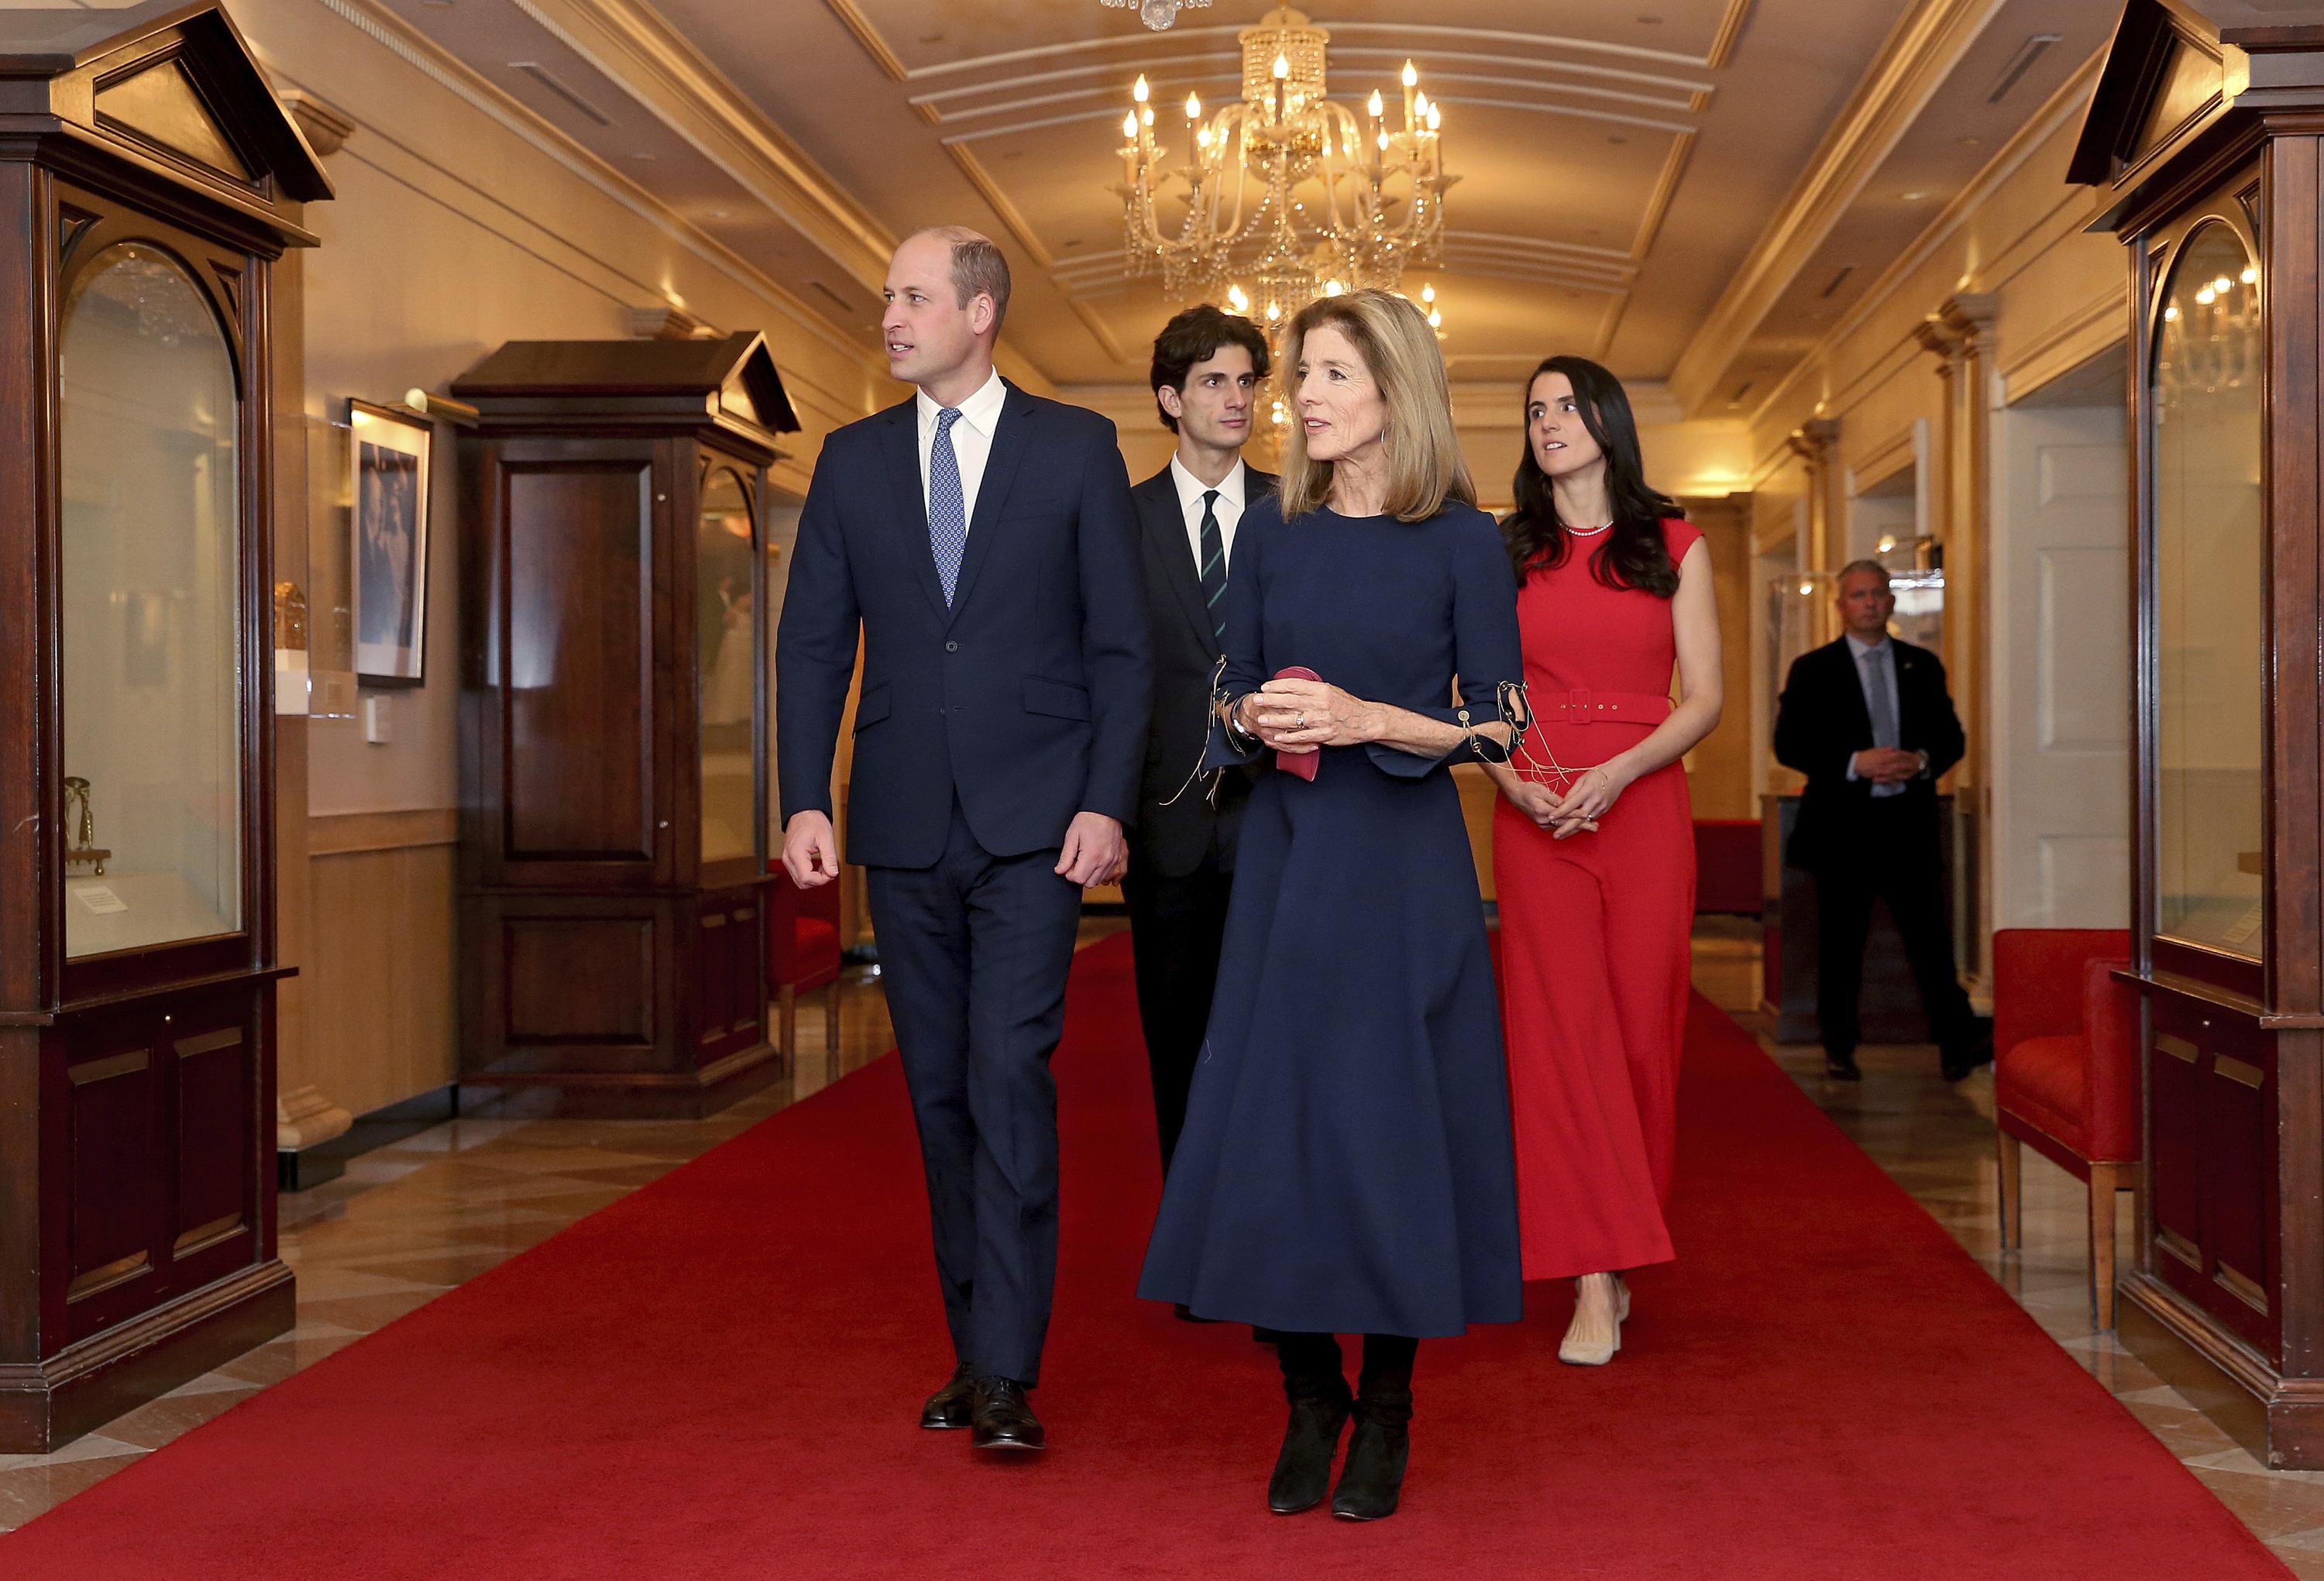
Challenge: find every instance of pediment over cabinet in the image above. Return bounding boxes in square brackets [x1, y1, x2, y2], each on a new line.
[2069, 0, 2229, 199]
[0, 1, 331, 245]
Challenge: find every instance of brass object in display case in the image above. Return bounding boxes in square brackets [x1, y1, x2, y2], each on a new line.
[60, 776, 108, 875]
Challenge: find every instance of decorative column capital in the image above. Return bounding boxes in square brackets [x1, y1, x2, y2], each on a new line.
[279, 89, 356, 159]
[1917, 292, 1999, 366]
[1787, 416, 1840, 466]
[626, 304, 721, 340]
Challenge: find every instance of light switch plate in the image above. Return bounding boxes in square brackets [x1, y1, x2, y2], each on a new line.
[363, 694, 392, 744]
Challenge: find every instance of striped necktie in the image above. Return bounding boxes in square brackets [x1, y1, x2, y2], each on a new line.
[1197, 489, 1228, 644]
[929, 406, 966, 606]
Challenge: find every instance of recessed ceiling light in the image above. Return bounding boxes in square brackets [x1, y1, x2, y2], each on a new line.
[705, 208, 728, 219]
[628, 152, 657, 161]
[920, 32, 946, 43]
[1901, 190, 1929, 201]
[1061, 238, 1083, 249]
[1608, 135, 1628, 146]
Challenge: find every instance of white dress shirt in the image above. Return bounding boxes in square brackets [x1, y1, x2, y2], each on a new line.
[1844, 631, 1909, 798]
[915, 366, 1008, 530]
[1168, 454, 1248, 576]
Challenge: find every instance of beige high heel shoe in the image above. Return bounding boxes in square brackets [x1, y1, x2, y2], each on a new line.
[1558, 1273, 1629, 1366]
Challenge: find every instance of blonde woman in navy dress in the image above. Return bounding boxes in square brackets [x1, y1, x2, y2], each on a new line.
[1139, 289, 1525, 1522]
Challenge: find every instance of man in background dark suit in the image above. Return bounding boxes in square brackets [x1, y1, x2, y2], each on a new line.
[1125, 307, 1275, 1239]
[776, 226, 1148, 1454]
[1773, 559, 1989, 1083]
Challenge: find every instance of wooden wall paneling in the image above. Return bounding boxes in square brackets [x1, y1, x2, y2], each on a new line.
[308, 844, 459, 1119]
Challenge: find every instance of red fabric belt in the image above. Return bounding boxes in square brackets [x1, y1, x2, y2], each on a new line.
[1537, 688, 1673, 724]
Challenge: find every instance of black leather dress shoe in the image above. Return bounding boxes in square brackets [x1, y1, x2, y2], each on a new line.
[969, 1377, 1045, 1452]
[1174, 1303, 1219, 1323]
[920, 1363, 977, 1430]
[1824, 1052, 1862, 1081]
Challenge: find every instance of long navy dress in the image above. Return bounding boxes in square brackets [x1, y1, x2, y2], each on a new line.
[1136, 495, 1526, 1337]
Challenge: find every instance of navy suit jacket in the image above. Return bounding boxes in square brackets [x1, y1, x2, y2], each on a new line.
[1129, 462, 1276, 878]
[1772, 635, 1963, 871]
[775, 382, 1150, 870]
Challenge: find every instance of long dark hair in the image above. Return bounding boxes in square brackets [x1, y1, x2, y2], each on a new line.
[1501, 356, 1684, 596]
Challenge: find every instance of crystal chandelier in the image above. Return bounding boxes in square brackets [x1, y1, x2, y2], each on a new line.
[1113, 6, 1453, 328]
[1102, 0, 1213, 30]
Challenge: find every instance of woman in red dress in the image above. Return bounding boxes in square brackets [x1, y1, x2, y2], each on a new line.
[1487, 356, 1724, 1366]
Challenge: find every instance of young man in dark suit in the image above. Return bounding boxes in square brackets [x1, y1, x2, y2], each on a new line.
[1772, 560, 1991, 1083]
[1124, 307, 1274, 1246]
[775, 227, 1149, 1454]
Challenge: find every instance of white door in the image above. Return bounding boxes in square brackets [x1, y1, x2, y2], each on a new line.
[1989, 365, 2131, 930]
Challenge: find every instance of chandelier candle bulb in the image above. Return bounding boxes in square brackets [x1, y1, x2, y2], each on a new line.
[1403, 59, 1418, 129]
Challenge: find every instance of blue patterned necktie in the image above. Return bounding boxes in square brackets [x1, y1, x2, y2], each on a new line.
[1197, 489, 1229, 644]
[928, 406, 967, 606]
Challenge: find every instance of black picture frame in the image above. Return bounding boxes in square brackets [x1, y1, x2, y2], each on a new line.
[348, 397, 431, 686]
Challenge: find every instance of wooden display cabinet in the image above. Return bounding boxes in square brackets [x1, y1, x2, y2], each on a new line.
[0, 2, 331, 1449]
[2074, 0, 2324, 1468]
[450, 335, 799, 1118]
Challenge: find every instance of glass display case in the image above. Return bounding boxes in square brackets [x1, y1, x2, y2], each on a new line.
[2075, 0, 2324, 1468]
[696, 465, 760, 868]
[2150, 222, 2265, 960]
[59, 243, 244, 958]
[451, 332, 796, 1118]
[0, 2, 331, 1453]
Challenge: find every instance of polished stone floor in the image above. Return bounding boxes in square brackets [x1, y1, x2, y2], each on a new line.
[3, 919, 2319, 1574]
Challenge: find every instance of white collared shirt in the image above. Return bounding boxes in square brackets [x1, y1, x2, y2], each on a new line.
[1169, 454, 1247, 576]
[915, 367, 1007, 531]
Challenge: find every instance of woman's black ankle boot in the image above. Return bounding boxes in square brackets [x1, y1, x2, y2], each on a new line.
[1268, 1335, 1352, 1514]
[1332, 1339, 1415, 1521]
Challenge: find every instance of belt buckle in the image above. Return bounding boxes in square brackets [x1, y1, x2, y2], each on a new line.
[1568, 686, 1593, 720]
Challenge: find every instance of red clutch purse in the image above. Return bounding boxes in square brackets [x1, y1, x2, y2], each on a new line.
[1273, 666, 1321, 781]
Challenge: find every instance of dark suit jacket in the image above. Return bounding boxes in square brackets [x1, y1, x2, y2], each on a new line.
[1772, 635, 1964, 871]
[775, 382, 1150, 869]
[1129, 462, 1277, 878]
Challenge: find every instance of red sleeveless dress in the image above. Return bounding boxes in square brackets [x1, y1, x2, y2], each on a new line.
[1494, 518, 1699, 1280]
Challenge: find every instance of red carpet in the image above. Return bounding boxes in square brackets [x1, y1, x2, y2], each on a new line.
[5, 935, 2287, 1577]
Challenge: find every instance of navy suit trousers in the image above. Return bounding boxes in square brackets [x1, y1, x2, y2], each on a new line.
[865, 802, 1083, 1387]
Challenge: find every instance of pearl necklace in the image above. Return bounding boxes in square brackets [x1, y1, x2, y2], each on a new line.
[1566, 521, 1614, 537]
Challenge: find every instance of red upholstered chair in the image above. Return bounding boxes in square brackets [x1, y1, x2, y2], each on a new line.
[1992, 927, 2137, 1328]
[1691, 818, 1762, 915]
[767, 861, 844, 1072]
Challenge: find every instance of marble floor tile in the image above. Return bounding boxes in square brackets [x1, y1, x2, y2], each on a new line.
[0, 1456, 146, 1531]
[98, 1388, 264, 1452]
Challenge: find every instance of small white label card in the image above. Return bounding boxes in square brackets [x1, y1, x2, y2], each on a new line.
[74, 885, 128, 915]
[2221, 901, 2264, 947]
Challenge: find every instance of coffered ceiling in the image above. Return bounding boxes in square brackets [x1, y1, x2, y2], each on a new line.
[331, 0, 2124, 412]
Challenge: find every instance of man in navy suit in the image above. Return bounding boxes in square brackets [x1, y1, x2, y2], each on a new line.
[1773, 560, 1989, 1083]
[775, 226, 1148, 1455]
[1124, 305, 1275, 1212]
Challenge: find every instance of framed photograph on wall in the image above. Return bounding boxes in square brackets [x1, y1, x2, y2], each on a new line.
[349, 398, 431, 685]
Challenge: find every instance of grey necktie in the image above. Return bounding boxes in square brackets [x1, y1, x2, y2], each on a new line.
[928, 406, 966, 606]
[1863, 645, 1903, 799]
